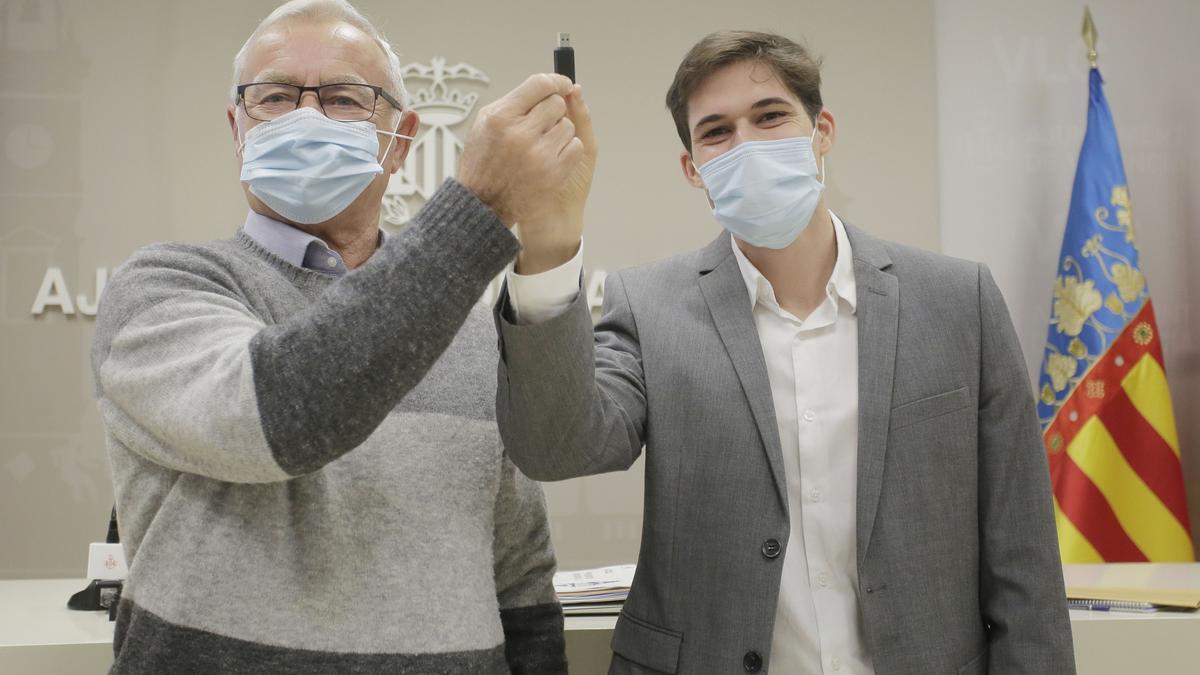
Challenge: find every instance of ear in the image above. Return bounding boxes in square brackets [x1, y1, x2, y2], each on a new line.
[815, 108, 836, 158]
[680, 150, 705, 190]
[386, 110, 420, 174]
[227, 104, 242, 159]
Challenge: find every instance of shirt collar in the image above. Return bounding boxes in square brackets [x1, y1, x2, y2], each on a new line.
[241, 210, 388, 276]
[729, 210, 858, 315]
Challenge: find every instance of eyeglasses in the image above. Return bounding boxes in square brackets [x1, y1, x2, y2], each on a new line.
[236, 82, 404, 122]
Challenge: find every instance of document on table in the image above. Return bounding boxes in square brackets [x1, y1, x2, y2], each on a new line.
[554, 564, 635, 615]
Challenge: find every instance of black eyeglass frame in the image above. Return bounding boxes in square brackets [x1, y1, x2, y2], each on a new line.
[236, 82, 404, 122]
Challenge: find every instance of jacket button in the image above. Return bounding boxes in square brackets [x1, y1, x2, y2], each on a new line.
[761, 539, 781, 559]
[743, 651, 763, 672]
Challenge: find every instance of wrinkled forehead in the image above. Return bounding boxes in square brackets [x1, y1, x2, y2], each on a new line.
[241, 19, 390, 87]
[686, 59, 803, 128]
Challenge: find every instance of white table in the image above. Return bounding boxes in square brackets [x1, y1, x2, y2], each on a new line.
[4, 577, 1199, 674]
[1067, 607, 1200, 674]
[0, 578, 115, 674]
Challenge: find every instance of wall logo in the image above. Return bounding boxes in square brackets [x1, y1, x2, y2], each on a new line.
[381, 57, 489, 227]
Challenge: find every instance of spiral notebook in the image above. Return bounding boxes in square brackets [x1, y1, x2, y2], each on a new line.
[1064, 563, 1200, 611]
[1066, 598, 1158, 613]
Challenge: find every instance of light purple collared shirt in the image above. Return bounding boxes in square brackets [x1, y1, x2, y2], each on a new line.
[242, 210, 387, 277]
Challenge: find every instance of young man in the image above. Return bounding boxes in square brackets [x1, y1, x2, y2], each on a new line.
[91, 0, 591, 671]
[496, 31, 1075, 673]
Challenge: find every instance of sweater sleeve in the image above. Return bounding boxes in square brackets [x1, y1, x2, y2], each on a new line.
[92, 179, 519, 482]
[491, 455, 567, 674]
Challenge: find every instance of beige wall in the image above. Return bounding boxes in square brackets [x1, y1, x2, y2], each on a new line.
[935, 0, 1200, 551]
[4, 3, 1196, 673]
[0, 0, 938, 579]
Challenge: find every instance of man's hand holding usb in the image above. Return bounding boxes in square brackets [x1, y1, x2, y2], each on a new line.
[457, 73, 582, 230]
[514, 83, 596, 275]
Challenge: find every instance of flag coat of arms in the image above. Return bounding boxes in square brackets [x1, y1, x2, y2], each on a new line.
[1038, 68, 1193, 563]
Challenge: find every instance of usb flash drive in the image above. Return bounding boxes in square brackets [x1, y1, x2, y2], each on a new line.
[554, 32, 575, 83]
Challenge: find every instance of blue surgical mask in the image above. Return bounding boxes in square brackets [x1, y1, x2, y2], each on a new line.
[239, 107, 412, 225]
[695, 129, 825, 249]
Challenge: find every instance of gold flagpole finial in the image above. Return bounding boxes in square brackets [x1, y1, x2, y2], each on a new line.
[1082, 6, 1099, 68]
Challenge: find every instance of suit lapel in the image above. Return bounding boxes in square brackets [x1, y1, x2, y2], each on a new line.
[696, 237, 789, 515]
[846, 224, 899, 566]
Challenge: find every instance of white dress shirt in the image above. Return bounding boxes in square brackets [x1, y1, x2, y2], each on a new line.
[505, 242, 586, 324]
[730, 213, 872, 675]
[508, 214, 872, 674]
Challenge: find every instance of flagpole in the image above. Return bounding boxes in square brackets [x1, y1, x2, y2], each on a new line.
[1082, 6, 1099, 68]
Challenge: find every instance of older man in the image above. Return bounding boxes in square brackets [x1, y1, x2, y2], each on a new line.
[91, 0, 594, 672]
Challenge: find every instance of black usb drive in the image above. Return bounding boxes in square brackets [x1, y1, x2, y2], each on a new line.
[554, 32, 575, 83]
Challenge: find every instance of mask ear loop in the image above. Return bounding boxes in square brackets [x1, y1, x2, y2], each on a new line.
[236, 119, 248, 159]
[810, 123, 826, 185]
[377, 121, 415, 167]
[689, 155, 711, 198]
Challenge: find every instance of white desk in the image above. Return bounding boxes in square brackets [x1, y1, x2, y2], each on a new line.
[0, 578, 115, 675]
[5, 575, 1199, 674]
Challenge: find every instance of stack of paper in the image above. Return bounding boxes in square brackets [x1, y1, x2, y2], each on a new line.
[554, 564, 635, 615]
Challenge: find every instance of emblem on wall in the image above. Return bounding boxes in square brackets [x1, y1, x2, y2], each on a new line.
[381, 58, 489, 227]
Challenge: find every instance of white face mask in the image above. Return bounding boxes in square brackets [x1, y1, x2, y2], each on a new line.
[238, 107, 413, 225]
[694, 126, 825, 249]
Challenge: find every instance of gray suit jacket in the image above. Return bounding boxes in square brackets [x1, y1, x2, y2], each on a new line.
[495, 224, 1075, 674]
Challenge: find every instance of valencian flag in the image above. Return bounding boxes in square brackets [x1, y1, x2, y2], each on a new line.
[1037, 57, 1193, 562]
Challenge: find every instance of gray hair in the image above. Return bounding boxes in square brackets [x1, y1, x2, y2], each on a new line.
[230, 0, 410, 114]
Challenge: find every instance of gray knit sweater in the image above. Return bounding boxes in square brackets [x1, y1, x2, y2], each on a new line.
[90, 180, 565, 674]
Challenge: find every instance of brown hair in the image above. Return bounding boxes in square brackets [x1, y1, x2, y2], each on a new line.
[665, 31, 823, 153]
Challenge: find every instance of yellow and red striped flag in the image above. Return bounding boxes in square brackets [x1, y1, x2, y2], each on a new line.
[1037, 64, 1193, 563]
